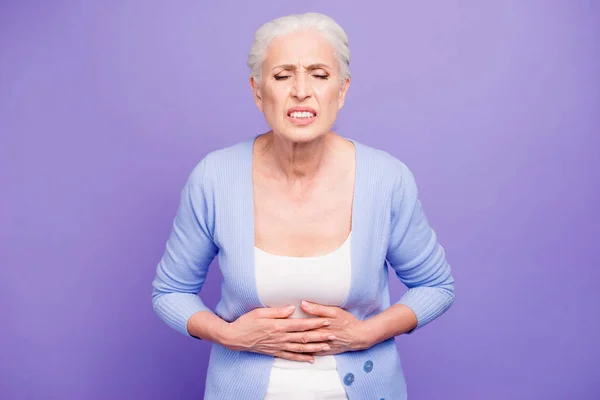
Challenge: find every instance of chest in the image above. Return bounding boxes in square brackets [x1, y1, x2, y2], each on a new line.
[253, 169, 354, 257]
[254, 232, 352, 318]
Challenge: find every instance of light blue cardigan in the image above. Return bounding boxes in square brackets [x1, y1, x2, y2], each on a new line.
[152, 134, 455, 399]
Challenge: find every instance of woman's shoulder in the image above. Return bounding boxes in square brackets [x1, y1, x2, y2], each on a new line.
[205, 136, 253, 165]
[350, 137, 412, 183]
[186, 136, 254, 183]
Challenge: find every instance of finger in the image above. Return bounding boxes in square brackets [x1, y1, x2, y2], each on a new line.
[276, 351, 314, 363]
[308, 350, 334, 357]
[254, 305, 295, 319]
[286, 331, 337, 344]
[280, 317, 331, 332]
[301, 301, 338, 318]
[283, 342, 331, 354]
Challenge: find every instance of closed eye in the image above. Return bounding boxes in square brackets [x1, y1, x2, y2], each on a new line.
[274, 74, 329, 80]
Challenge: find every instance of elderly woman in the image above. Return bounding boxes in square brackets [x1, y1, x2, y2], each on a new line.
[152, 12, 455, 400]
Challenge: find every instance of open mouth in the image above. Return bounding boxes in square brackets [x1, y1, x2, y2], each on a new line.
[287, 108, 317, 125]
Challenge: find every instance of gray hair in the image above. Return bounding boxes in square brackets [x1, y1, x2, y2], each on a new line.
[247, 12, 351, 84]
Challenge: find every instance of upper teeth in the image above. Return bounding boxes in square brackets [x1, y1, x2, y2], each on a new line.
[290, 111, 315, 118]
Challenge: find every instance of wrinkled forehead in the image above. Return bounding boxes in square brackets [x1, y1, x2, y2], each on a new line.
[263, 30, 338, 72]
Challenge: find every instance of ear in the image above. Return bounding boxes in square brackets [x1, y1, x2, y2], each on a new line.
[337, 77, 351, 110]
[250, 76, 264, 112]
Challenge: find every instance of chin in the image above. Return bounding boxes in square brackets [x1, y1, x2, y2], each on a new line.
[280, 126, 329, 143]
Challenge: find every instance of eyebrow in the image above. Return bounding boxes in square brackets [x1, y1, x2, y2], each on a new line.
[272, 63, 331, 72]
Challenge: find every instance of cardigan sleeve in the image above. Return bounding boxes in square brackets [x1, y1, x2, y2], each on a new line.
[151, 156, 219, 338]
[386, 161, 455, 334]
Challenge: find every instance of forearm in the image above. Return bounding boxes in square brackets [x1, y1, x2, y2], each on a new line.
[186, 310, 230, 344]
[361, 304, 418, 348]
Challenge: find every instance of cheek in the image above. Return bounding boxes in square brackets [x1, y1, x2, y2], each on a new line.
[262, 86, 289, 114]
[315, 85, 342, 110]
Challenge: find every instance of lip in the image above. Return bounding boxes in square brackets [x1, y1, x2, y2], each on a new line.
[286, 106, 317, 126]
[287, 106, 317, 116]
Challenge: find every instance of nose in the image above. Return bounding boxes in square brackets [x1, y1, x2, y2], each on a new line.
[291, 75, 311, 100]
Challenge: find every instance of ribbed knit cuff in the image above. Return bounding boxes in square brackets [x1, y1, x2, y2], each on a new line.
[396, 286, 454, 334]
[153, 293, 210, 337]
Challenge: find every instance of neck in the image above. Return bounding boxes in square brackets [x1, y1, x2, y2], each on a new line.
[260, 131, 332, 182]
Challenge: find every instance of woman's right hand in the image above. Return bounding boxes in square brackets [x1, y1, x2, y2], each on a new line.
[218, 305, 335, 363]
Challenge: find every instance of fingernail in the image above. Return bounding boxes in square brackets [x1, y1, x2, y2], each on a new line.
[328, 335, 337, 340]
[322, 345, 331, 351]
[323, 321, 330, 326]
[309, 358, 315, 364]
[302, 301, 309, 307]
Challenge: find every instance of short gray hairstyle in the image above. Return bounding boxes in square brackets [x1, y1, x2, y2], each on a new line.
[247, 12, 351, 84]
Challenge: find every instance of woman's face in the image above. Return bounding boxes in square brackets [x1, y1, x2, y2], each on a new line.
[251, 29, 350, 143]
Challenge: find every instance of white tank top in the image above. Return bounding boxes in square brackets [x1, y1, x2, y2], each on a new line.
[254, 232, 352, 400]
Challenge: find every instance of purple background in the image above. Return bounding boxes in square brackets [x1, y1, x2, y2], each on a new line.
[2, 1, 599, 399]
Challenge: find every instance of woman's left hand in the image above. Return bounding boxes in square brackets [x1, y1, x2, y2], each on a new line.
[300, 300, 372, 355]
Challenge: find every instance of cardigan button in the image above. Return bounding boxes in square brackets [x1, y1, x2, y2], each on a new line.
[363, 360, 373, 373]
[343, 373, 355, 386]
